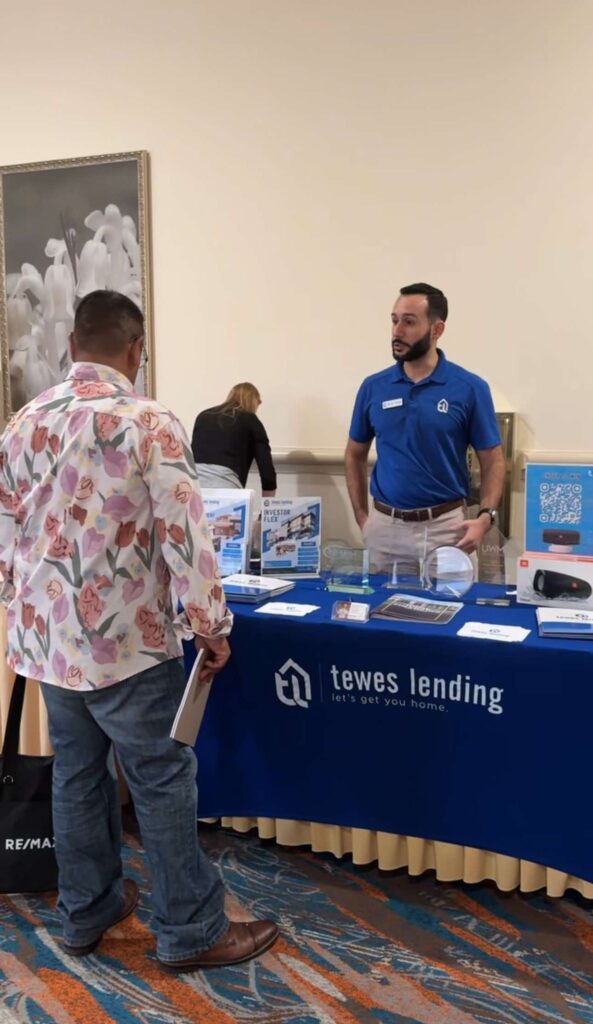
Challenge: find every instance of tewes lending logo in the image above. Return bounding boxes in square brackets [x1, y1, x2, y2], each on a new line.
[275, 658, 312, 708]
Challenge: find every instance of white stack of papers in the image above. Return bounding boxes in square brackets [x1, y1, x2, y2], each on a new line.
[254, 602, 319, 617]
[457, 622, 530, 643]
[222, 573, 295, 603]
[536, 607, 593, 639]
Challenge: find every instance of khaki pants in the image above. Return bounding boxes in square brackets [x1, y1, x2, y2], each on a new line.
[362, 506, 466, 575]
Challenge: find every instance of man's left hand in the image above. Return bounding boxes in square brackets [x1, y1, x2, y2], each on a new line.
[194, 635, 231, 680]
[454, 516, 490, 554]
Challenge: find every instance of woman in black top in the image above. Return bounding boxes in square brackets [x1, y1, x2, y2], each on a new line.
[191, 382, 277, 494]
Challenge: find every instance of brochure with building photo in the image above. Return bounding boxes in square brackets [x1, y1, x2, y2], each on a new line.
[202, 489, 254, 577]
[371, 593, 463, 625]
[261, 497, 321, 577]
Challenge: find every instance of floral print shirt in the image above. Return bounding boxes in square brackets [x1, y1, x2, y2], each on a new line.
[0, 362, 232, 689]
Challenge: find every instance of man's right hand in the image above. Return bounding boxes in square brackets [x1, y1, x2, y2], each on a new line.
[345, 438, 372, 535]
[195, 636, 231, 680]
[356, 511, 369, 531]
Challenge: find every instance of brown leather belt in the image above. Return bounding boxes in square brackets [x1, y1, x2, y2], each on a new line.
[373, 497, 465, 523]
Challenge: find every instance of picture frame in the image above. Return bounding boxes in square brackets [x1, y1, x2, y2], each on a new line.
[0, 150, 153, 425]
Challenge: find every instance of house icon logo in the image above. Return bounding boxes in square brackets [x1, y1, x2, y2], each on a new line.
[437, 399, 449, 414]
[275, 658, 312, 708]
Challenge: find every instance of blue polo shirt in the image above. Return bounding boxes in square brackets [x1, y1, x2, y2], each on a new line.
[349, 351, 501, 509]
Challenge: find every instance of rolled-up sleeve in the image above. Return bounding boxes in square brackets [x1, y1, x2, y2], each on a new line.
[142, 416, 233, 639]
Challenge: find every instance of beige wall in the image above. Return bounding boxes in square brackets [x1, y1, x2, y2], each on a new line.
[3, 0, 593, 547]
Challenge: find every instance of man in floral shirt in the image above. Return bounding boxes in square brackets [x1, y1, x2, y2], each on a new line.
[0, 290, 278, 970]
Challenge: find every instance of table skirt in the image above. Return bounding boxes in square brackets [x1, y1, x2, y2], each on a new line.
[1, 606, 589, 899]
[212, 816, 593, 898]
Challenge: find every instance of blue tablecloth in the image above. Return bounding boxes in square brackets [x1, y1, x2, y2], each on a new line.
[187, 579, 593, 882]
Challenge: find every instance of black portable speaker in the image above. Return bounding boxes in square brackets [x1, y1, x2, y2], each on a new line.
[533, 569, 592, 600]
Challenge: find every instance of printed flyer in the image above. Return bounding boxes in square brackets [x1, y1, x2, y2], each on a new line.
[261, 497, 321, 577]
[202, 489, 254, 576]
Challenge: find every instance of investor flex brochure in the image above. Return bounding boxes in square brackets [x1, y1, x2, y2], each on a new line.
[260, 497, 321, 577]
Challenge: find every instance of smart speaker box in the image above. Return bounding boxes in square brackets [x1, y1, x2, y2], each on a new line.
[517, 552, 593, 609]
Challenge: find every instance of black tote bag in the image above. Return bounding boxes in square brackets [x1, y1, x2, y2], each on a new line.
[0, 674, 57, 892]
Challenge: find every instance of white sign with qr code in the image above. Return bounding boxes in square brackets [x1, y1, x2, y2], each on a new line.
[525, 463, 593, 556]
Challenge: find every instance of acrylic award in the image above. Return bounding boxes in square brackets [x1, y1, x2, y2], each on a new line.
[476, 524, 520, 587]
[422, 545, 475, 599]
[325, 543, 372, 594]
[384, 525, 429, 590]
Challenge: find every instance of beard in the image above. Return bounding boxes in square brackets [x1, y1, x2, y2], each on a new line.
[392, 328, 432, 363]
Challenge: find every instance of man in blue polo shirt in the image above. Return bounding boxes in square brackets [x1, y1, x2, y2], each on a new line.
[345, 283, 505, 572]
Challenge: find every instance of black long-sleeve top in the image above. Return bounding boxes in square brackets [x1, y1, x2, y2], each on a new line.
[191, 405, 277, 491]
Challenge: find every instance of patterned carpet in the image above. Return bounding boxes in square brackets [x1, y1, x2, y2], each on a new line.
[1, 825, 593, 1023]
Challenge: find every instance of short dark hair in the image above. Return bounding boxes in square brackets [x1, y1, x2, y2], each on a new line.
[74, 290, 144, 356]
[399, 283, 448, 322]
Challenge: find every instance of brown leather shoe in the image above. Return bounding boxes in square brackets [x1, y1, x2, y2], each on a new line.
[158, 919, 279, 972]
[62, 878, 139, 956]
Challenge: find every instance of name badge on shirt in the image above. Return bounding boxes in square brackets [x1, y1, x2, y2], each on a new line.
[382, 398, 403, 409]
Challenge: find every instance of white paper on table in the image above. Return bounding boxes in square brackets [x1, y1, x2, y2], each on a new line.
[254, 602, 320, 617]
[457, 621, 531, 643]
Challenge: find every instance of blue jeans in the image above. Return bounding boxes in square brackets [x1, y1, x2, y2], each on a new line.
[41, 658, 228, 961]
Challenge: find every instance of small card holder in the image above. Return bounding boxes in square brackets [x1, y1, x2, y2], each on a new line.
[331, 600, 370, 623]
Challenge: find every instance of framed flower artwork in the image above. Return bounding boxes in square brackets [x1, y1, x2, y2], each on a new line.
[0, 151, 153, 425]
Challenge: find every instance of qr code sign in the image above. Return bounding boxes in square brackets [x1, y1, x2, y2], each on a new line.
[539, 482, 582, 524]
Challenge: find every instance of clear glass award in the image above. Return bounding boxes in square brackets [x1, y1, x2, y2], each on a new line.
[386, 556, 424, 590]
[475, 524, 506, 585]
[384, 525, 429, 590]
[325, 543, 372, 594]
[476, 525, 521, 586]
[423, 545, 475, 598]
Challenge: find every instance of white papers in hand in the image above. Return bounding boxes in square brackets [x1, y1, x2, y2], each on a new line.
[170, 650, 211, 746]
